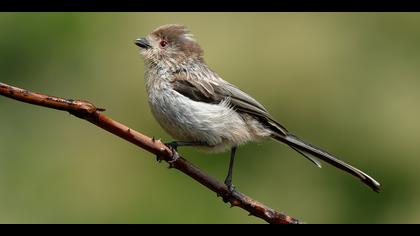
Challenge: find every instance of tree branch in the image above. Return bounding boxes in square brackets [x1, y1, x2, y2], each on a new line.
[0, 82, 301, 224]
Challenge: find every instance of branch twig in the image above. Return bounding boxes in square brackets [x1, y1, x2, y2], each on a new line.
[0, 82, 301, 224]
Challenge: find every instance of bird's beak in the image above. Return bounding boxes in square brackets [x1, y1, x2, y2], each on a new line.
[135, 37, 152, 49]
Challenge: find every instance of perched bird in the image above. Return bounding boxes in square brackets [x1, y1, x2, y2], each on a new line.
[134, 24, 381, 192]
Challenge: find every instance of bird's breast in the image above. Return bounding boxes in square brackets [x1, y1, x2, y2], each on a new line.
[147, 85, 260, 152]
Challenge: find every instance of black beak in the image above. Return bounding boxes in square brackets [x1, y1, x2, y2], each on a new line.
[135, 38, 151, 49]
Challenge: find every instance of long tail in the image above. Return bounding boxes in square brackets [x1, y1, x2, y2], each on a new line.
[272, 133, 381, 192]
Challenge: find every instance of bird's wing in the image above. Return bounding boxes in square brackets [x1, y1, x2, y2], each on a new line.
[171, 71, 324, 168]
[170, 71, 288, 136]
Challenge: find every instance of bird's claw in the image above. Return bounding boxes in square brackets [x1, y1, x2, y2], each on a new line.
[226, 184, 236, 193]
[155, 142, 180, 166]
[224, 176, 236, 193]
[165, 142, 180, 168]
[167, 152, 180, 168]
[164, 142, 178, 152]
[221, 184, 237, 203]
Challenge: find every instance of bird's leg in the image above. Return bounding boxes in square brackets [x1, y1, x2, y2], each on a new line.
[163, 141, 208, 163]
[224, 146, 237, 192]
[164, 141, 208, 151]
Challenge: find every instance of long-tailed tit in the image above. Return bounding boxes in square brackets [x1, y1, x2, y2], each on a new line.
[135, 24, 381, 192]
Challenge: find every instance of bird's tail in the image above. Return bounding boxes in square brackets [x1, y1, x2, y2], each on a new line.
[272, 133, 381, 192]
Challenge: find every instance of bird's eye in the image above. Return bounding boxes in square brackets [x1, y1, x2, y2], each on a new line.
[160, 40, 168, 47]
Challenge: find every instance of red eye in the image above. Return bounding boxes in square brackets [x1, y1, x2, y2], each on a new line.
[160, 40, 168, 47]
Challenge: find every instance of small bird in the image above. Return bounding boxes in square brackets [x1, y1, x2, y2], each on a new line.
[135, 24, 381, 192]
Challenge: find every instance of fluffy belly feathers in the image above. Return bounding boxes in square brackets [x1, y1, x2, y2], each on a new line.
[148, 90, 262, 152]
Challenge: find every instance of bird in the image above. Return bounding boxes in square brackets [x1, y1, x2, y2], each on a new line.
[134, 24, 381, 193]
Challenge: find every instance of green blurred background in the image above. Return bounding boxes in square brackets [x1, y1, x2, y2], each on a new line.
[0, 13, 419, 224]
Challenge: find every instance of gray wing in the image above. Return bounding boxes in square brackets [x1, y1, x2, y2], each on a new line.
[170, 72, 289, 136]
[171, 73, 321, 167]
[170, 72, 323, 168]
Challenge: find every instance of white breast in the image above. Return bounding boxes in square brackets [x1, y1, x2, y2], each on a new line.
[147, 87, 258, 152]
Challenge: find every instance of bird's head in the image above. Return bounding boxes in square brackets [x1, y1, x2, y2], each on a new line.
[135, 24, 203, 67]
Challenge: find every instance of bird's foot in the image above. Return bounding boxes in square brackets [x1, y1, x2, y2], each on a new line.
[224, 178, 236, 193]
[164, 141, 179, 152]
[226, 184, 236, 193]
[164, 142, 180, 167]
[221, 182, 237, 203]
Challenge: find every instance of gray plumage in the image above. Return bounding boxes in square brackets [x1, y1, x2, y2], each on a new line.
[135, 24, 381, 192]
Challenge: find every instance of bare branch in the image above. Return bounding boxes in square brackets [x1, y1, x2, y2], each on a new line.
[0, 82, 301, 224]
